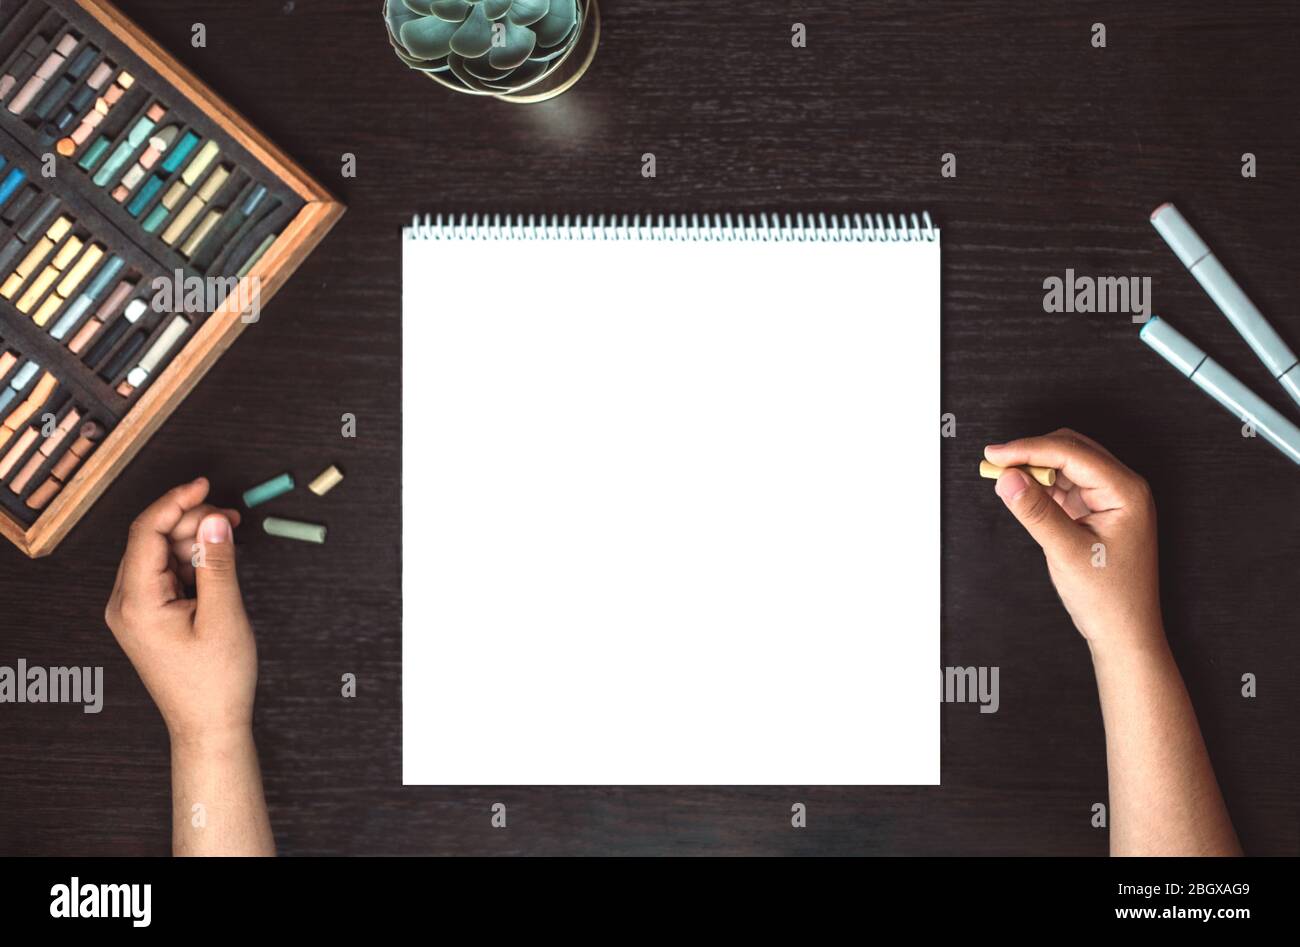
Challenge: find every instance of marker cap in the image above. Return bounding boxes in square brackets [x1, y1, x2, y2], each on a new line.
[1280, 367, 1300, 406]
[1139, 316, 1205, 377]
[1151, 203, 1210, 269]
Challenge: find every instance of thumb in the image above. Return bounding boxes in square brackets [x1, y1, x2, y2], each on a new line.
[194, 514, 245, 619]
[995, 468, 1087, 558]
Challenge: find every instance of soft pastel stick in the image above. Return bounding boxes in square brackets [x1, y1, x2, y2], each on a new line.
[126, 174, 165, 217]
[979, 460, 1056, 487]
[77, 136, 110, 171]
[15, 194, 62, 242]
[86, 297, 146, 362]
[60, 70, 133, 155]
[92, 102, 166, 187]
[50, 255, 125, 340]
[160, 131, 200, 173]
[308, 465, 344, 496]
[7, 34, 79, 115]
[262, 516, 327, 544]
[117, 314, 189, 396]
[235, 234, 278, 278]
[0, 429, 39, 479]
[0, 37, 49, 103]
[243, 472, 294, 508]
[146, 142, 219, 235]
[4, 217, 70, 298]
[32, 244, 104, 327]
[163, 165, 228, 245]
[0, 168, 26, 205]
[68, 282, 134, 353]
[112, 125, 178, 201]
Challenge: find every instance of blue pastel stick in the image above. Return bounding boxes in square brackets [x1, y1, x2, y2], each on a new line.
[0, 167, 27, 204]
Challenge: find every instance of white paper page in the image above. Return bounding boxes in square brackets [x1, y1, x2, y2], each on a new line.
[403, 231, 940, 785]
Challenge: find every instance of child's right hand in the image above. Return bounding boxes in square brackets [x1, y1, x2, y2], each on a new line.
[104, 477, 257, 748]
[984, 429, 1165, 654]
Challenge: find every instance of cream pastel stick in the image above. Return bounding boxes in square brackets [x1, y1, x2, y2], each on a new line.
[979, 460, 1057, 487]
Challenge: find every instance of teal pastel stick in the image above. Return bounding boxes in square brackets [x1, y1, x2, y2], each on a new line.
[242, 472, 295, 508]
[142, 201, 170, 234]
[161, 131, 200, 173]
[262, 516, 327, 544]
[77, 136, 110, 171]
[92, 113, 158, 187]
[127, 174, 164, 217]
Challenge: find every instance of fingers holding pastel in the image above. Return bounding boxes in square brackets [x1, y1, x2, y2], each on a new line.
[169, 504, 242, 585]
[119, 478, 212, 602]
[984, 430, 1138, 512]
[993, 466, 1091, 557]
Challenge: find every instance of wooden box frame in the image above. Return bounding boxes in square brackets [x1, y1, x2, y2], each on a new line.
[0, 0, 344, 557]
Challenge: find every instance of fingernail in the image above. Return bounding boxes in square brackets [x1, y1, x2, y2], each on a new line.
[200, 514, 231, 544]
[983, 443, 1004, 459]
[995, 468, 1029, 501]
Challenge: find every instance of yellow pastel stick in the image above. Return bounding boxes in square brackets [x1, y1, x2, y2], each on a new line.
[56, 244, 104, 297]
[16, 264, 59, 313]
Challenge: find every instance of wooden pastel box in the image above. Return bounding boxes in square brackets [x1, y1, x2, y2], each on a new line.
[0, 0, 343, 557]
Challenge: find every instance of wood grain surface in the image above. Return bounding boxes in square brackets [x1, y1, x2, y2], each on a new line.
[0, 0, 1296, 856]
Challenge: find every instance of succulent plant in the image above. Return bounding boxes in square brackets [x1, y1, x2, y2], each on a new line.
[384, 0, 583, 95]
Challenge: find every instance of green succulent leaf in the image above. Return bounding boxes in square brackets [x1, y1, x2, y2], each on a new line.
[385, 1, 422, 34]
[463, 56, 512, 81]
[527, 23, 576, 61]
[506, 0, 550, 27]
[487, 18, 537, 70]
[393, 42, 441, 68]
[449, 3, 494, 57]
[429, 0, 472, 20]
[399, 14, 459, 59]
[533, 0, 577, 47]
[388, 0, 583, 92]
[484, 57, 548, 91]
[446, 53, 495, 91]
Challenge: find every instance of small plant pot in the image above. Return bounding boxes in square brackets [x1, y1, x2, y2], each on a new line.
[383, 0, 600, 104]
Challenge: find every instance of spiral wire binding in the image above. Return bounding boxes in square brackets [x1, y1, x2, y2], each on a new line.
[405, 212, 938, 243]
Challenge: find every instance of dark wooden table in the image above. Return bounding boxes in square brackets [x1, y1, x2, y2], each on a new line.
[1, 0, 1296, 856]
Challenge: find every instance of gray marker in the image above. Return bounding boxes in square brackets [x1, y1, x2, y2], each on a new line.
[1151, 203, 1300, 409]
[1140, 316, 1300, 466]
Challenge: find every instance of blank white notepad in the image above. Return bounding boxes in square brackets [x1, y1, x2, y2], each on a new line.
[403, 213, 941, 785]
